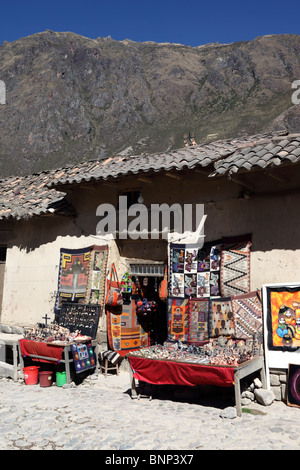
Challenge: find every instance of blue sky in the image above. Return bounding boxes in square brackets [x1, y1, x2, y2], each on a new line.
[0, 0, 299, 47]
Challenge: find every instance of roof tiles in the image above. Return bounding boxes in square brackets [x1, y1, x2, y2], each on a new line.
[1, 131, 300, 220]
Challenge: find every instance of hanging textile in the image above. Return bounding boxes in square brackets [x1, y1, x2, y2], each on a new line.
[188, 298, 210, 343]
[209, 297, 235, 338]
[84, 245, 109, 308]
[169, 241, 222, 299]
[167, 297, 190, 342]
[107, 299, 149, 356]
[220, 237, 251, 297]
[231, 291, 262, 339]
[55, 246, 91, 316]
[55, 245, 109, 316]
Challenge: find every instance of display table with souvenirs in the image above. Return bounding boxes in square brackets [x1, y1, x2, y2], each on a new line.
[127, 337, 266, 417]
[18, 323, 99, 384]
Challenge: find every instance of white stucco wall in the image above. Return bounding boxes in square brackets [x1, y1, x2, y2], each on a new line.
[1, 170, 300, 329]
[0, 233, 128, 327]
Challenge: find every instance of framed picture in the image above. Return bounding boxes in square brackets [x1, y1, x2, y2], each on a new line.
[262, 283, 300, 388]
[287, 364, 300, 408]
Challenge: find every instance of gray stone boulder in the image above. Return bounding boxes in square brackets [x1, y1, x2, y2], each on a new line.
[0, 361, 14, 379]
[254, 388, 276, 406]
[220, 406, 237, 419]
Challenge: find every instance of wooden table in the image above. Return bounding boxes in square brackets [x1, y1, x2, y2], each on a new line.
[18, 339, 99, 384]
[127, 354, 266, 417]
[0, 333, 23, 381]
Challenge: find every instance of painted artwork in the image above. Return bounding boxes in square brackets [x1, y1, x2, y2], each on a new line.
[266, 286, 300, 350]
[287, 364, 300, 408]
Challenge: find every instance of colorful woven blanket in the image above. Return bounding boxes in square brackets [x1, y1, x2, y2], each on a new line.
[209, 297, 235, 337]
[55, 245, 108, 316]
[220, 239, 251, 297]
[55, 246, 91, 315]
[84, 245, 108, 308]
[188, 298, 210, 343]
[167, 297, 190, 342]
[107, 299, 149, 356]
[232, 291, 262, 339]
[169, 242, 222, 299]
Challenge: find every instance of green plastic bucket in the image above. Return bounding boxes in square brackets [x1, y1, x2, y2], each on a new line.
[56, 371, 67, 387]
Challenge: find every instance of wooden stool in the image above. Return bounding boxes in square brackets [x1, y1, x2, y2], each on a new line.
[99, 350, 120, 378]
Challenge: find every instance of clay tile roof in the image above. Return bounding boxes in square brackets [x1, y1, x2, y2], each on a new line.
[209, 133, 300, 177]
[1, 131, 300, 220]
[0, 172, 66, 220]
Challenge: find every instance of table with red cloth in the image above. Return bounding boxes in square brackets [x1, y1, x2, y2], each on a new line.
[127, 353, 266, 417]
[19, 338, 98, 384]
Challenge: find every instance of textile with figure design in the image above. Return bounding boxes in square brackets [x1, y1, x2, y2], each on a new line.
[188, 298, 210, 343]
[107, 298, 149, 356]
[84, 245, 108, 308]
[266, 286, 300, 351]
[167, 297, 189, 342]
[169, 242, 222, 299]
[55, 246, 91, 315]
[209, 298, 235, 337]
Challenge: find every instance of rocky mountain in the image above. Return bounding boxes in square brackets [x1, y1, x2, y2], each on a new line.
[0, 30, 300, 177]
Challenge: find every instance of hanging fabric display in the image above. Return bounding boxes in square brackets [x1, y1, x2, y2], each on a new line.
[55, 246, 92, 316]
[220, 238, 251, 297]
[231, 291, 262, 339]
[188, 298, 210, 343]
[120, 272, 133, 293]
[158, 266, 168, 302]
[167, 297, 190, 342]
[209, 297, 235, 338]
[84, 245, 109, 307]
[107, 299, 149, 356]
[105, 263, 123, 308]
[169, 242, 222, 298]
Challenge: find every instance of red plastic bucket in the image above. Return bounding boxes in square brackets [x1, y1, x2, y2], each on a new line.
[39, 371, 53, 387]
[23, 366, 39, 385]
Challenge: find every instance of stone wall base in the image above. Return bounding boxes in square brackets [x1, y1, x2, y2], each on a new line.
[269, 368, 287, 402]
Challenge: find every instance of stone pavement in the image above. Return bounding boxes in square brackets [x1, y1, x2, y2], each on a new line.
[1, 370, 300, 452]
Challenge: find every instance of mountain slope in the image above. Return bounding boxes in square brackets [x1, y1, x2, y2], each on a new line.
[0, 31, 300, 177]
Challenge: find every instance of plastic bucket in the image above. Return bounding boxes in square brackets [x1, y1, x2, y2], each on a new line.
[56, 371, 67, 387]
[23, 366, 39, 385]
[39, 371, 53, 387]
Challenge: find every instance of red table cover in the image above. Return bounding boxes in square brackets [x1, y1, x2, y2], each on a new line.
[128, 356, 235, 387]
[19, 339, 64, 363]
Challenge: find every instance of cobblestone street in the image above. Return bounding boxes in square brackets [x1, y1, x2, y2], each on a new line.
[1, 370, 300, 453]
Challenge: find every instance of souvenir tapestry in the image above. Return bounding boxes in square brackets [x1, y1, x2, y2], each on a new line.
[265, 285, 300, 351]
[84, 245, 109, 307]
[169, 241, 222, 298]
[231, 291, 262, 339]
[70, 341, 97, 374]
[167, 297, 190, 342]
[188, 298, 210, 343]
[220, 238, 251, 297]
[107, 300, 149, 356]
[209, 297, 235, 338]
[55, 246, 91, 315]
